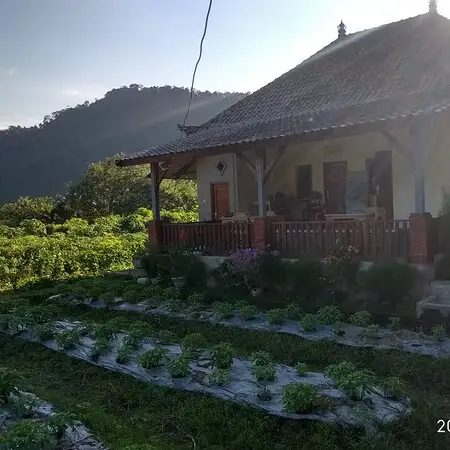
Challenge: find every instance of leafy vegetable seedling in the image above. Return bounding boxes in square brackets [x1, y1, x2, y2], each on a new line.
[139, 347, 169, 369]
[181, 333, 206, 358]
[316, 305, 343, 325]
[204, 368, 231, 386]
[300, 314, 319, 332]
[295, 362, 308, 377]
[282, 383, 324, 413]
[239, 304, 258, 320]
[267, 308, 286, 325]
[349, 310, 372, 327]
[168, 356, 190, 378]
[210, 342, 234, 369]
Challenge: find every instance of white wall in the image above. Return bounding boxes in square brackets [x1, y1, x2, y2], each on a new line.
[196, 118, 450, 221]
[196, 153, 238, 221]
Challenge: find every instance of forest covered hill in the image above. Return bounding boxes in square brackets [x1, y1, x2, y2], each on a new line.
[0, 85, 245, 204]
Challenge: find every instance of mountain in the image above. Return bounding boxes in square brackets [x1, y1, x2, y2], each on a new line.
[0, 85, 246, 203]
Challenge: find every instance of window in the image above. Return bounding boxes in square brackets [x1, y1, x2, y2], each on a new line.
[296, 165, 312, 198]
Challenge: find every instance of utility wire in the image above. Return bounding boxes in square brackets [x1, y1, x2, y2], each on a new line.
[181, 0, 213, 131]
[159, 0, 213, 173]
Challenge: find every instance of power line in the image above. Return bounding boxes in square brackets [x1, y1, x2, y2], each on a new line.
[159, 0, 213, 173]
[181, 0, 213, 130]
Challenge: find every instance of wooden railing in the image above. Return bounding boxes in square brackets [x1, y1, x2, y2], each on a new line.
[270, 220, 410, 260]
[160, 222, 254, 255]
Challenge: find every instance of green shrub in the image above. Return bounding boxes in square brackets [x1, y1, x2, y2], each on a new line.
[20, 219, 47, 236]
[120, 214, 147, 233]
[239, 304, 258, 320]
[204, 368, 231, 386]
[139, 347, 169, 369]
[287, 259, 325, 300]
[33, 322, 55, 341]
[0, 367, 20, 399]
[210, 342, 234, 369]
[91, 337, 111, 360]
[316, 305, 343, 325]
[432, 324, 446, 342]
[325, 361, 375, 400]
[284, 303, 304, 320]
[359, 262, 418, 315]
[0, 419, 58, 450]
[267, 308, 286, 325]
[331, 322, 346, 336]
[213, 302, 235, 320]
[282, 383, 323, 413]
[253, 364, 276, 382]
[257, 253, 288, 292]
[295, 362, 308, 377]
[181, 333, 206, 358]
[300, 313, 319, 332]
[250, 351, 273, 367]
[55, 328, 83, 350]
[349, 310, 372, 327]
[141, 252, 160, 278]
[116, 344, 133, 364]
[168, 356, 190, 378]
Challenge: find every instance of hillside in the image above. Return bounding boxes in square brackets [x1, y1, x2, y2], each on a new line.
[0, 85, 246, 203]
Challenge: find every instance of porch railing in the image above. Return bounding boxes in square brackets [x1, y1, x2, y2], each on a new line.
[160, 222, 254, 255]
[270, 220, 410, 260]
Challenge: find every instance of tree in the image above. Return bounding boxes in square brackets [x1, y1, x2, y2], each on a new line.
[60, 155, 197, 218]
[0, 196, 55, 226]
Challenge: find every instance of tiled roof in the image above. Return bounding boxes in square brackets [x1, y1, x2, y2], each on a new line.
[119, 12, 450, 164]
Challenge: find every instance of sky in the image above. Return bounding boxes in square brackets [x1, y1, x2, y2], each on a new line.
[0, 0, 449, 129]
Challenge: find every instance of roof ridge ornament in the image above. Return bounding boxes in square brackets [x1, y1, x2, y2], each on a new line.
[429, 0, 438, 14]
[338, 20, 347, 39]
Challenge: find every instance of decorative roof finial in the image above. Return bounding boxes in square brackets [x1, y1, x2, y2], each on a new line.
[338, 20, 347, 39]
[429, 0, 438, 14]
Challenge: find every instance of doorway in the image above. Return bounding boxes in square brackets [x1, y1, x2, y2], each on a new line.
[211, 182, 230, 221]
[323, 161, 347, 214]
[368, 151, 394, 219]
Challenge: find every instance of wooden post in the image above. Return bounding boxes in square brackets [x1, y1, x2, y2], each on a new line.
[151, 162, 160, 221]
[411, 122, 425, 214]
[255, 148, 266, 217]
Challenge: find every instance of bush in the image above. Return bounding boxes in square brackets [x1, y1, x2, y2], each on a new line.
[139, 347, 169, 369]
[284, 303, 304, 320]
[120, 214, 147, 233]
[168, 356, 190, 378]
[181, 333, 206, 358]
[282, 383, 323, 413]
[257, 253, 288, 292]
[287, 259, 325, 301]
[0, 196, 54, 226]
[239, 304, 258, 320]
[19, 219, 47, 236]
[300, 313, 319, 332]
[359, 262, 418, 315]
[316, 305, 343, 325]
[267, 308, 286, 325]
[295, 362, 308, 376]
[204, 368, 231, 386]
[210, 342, 234, 369]
[349, 310, 372, 327]
[253, 364, 276, 382]
[250, 351, 273, 367]
[325, 361, 375, 400]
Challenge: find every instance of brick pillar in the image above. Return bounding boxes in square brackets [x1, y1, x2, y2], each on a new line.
[409, 213, 434, 264]
[147, 220, 162, 250]
[252, 217, 276, 252]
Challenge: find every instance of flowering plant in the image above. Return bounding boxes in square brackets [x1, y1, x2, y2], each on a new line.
[226, 248, 261, 291]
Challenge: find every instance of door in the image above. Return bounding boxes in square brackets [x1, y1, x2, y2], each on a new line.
[323, 161, 347, 214]
[296, 165, 313, 198]
[211, 182, 230, 221]
[373, 151, 394, 219]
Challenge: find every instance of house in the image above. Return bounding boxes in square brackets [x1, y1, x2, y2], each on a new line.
[117, 4, 449, 264]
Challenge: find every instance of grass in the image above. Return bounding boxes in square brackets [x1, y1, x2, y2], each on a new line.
[2, 289, 450, 448]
